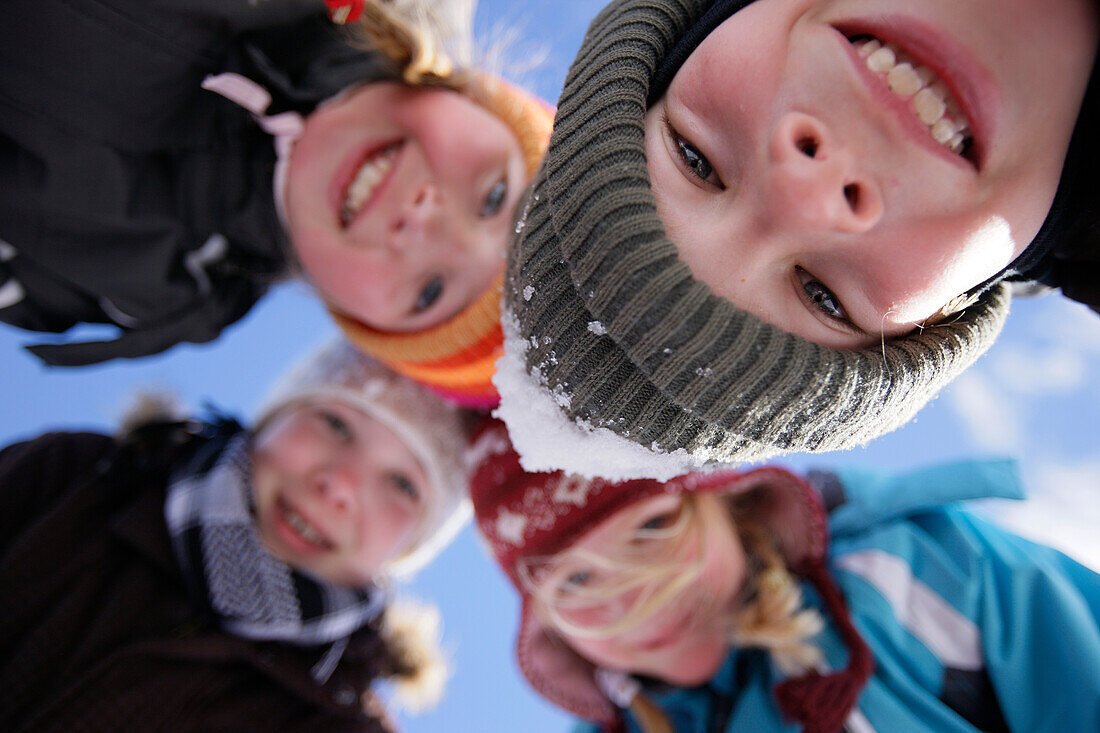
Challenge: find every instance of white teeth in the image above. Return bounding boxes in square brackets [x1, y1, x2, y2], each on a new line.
[866, 46, 896, 73]
[930, 117, 958, 144]
[341, 145, 399, 226]
[913, 88, 947, 125]
[285, 506, 327, 547]
[857, 38, 882, 58]
[886, 62, 922, 96]
[852, 36, 972, 156]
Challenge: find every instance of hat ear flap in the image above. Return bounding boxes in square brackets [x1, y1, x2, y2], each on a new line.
[516, 600, 618, 725]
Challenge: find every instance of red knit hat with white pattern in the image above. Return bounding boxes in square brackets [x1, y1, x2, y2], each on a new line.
[469, 419, 872, 732]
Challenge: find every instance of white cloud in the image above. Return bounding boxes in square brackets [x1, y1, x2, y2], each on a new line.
[946, 372, 1024, 453]
[980, 459, 1100, 571]
[989, 346, 1087, 395]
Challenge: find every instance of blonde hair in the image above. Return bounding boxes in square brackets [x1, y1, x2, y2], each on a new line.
[522, 496, 707, 640]
[348, 0, 474, 87]
[528, 492, 824, 672]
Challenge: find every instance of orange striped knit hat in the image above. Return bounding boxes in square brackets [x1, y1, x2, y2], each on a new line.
[333, 74, 553, 409]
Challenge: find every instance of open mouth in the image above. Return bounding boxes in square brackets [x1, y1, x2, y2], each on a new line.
[339, 141, 403, 227]
[846, 33, 975, 163]
[277, 497, 335, 550]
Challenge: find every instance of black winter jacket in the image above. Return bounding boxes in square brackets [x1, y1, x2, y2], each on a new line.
[0, 0, 393, 365]
[0, 422, 402, 732]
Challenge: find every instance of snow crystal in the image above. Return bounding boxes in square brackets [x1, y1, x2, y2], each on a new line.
[587, 320, 607, 336]
[493, 312, 712, 481]
[523, 285, 535, 301]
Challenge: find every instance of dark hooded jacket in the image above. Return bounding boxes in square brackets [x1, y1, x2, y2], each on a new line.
[0, 422, 402, 732]
[0, 0, 394, 365]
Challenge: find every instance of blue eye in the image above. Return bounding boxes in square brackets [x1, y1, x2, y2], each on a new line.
[390, 473, 420, 501]
[640, 510, 678, 532]
[480, 179, 508, 217]
[563, 571, 591, 590]
[415, 277, 443, 313]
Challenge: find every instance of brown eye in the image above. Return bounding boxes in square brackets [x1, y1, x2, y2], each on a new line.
[803, 279, 845, 319]
[664, 113, 724, 189]
[677, 138, 714, 182]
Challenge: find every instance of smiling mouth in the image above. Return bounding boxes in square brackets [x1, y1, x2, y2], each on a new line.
[340, 142, 402, 227]
[277, 497, 335, 550]
[848, 35, 974, 160]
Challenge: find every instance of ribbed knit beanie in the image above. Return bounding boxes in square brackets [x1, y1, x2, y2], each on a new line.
[256, 338, 471, 577]
[468, 419, 871, 730]
[334, 75, 554, 410]
[497, 0, 1009, 479]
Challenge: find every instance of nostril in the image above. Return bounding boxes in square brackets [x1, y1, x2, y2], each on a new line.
[797, 136, 819, 158]
[843, 183, 860, 211]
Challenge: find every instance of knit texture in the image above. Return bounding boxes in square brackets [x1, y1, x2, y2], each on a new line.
[504, 0, 1010, 469]
[333, 75, 553, 408]
[467, 418, 834, 726]
[256, 339, 471, 577]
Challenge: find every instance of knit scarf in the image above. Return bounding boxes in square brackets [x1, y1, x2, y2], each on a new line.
[164, 426, 384, 682]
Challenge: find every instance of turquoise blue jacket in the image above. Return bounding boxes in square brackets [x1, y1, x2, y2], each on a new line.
[579, 460, 1100, 732]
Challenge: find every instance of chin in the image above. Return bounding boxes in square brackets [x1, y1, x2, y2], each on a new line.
[653, 644, 728, 687]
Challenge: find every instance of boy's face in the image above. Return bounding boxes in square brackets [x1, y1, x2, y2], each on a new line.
[646, 0, 1096, 348]
[250, 398, 433, 587]
[537, 494, 745, 686]
[285, 83, 526, 333]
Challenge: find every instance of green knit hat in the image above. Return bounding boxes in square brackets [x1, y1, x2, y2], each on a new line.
[497, 0, 1010, 479]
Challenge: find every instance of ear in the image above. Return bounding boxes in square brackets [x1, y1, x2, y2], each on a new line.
[516, 600, 618, 724]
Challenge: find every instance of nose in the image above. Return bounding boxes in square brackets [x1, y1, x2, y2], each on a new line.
[387, 181, 441, 251]
[766, 112, 883, 233]
[308, 463, 358, 514]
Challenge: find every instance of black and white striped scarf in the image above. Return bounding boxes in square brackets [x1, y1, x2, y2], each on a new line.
[163, 421, 384, 682]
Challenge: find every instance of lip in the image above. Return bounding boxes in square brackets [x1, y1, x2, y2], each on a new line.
[328, 139, 405, 229]
[832, 16, 997, 170]
[272, 496, 335, 555]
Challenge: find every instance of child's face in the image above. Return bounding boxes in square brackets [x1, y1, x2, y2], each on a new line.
[285, 83, 526, 333]
[646, 0, 1096, 348]
[536, 494, 746, 686]
[250, 398, 432, 586]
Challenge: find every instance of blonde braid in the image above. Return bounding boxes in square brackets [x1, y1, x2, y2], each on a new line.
[730, 520, 825, 676]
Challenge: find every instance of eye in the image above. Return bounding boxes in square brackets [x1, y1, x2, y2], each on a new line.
[480, 178, 508, 218]
[802, 278, 846, 320]
[664, 114, 724, 189]
[414, 277, 444, 313]
[318, 409, 353, 441]
[389, 472, 420, 501]
[639, 509, 679, 532]
[562, 570, 591, 591]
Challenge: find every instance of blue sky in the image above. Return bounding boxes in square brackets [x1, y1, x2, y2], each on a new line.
[3, 1, 1098, 731]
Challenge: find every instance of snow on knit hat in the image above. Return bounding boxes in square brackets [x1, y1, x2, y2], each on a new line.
[333, 74, 554, 410]
[256, 339, 471, 577]
[468, 419, 870, 730]
[497, 0, 1010, 479]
